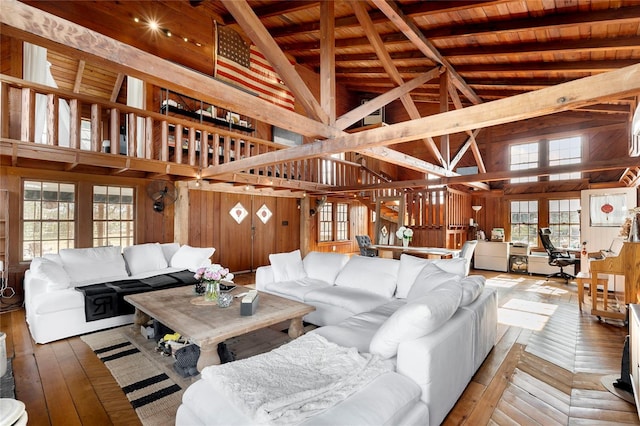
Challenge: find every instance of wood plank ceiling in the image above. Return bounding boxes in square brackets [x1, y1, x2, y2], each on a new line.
[13, 0, 640, 191]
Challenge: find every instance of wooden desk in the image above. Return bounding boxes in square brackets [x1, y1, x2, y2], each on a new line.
[369, 244, 459, 260]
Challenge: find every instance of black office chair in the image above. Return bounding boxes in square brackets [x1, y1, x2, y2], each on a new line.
[538, 228, 579, 283]
[355, 235, 377, 257]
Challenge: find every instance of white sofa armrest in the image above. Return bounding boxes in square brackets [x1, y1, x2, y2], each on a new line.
[24, 270, 49, 319]
[255, 265, 274, 291]
[396, 308, 475, 426]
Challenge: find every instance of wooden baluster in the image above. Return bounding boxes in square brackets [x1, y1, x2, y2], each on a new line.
[127, 113, 136, 157]
[46, 93, 58, 146]
[174, 124, 183, 164]
[109, 108, 119, 154]
[90, 104, 101, 152]
[21, 88, 35, 142]
[68, 99, 81, 150]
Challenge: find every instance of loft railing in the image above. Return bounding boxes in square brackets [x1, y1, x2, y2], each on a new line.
[0, 75, 385, 191]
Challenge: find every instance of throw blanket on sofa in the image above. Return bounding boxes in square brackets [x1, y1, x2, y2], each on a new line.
[201, 333, 393, 425]
[75, 270, 198, 322]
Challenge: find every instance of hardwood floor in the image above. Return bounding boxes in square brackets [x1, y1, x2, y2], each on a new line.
[0, 270, 637, 425]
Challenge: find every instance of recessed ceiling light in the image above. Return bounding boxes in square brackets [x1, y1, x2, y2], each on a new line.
[148, 20, 159, 30]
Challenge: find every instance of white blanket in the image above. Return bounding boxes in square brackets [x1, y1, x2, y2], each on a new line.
[201, 333, 393, 425]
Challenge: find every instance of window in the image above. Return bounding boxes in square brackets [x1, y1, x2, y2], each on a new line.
[510, 200, 538, 246]
[549, 136, 581, 180]
[510, 142, 538, 184]
[336, 203, 348, 241]
[318, 202, 333, 242]
[548, 199, 581, 248]
[22, 180, 75, 260]
[318, 202, 349, 242]
[93, 186, 135, 247]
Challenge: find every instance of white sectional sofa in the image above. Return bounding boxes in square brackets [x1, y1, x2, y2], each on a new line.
[24, 243, 214, 344]
[177, 250, 498, 426]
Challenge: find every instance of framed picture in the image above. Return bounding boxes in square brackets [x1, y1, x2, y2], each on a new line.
[589, 193, 627, 227]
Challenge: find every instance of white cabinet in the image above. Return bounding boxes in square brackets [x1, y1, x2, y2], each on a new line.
[474, 241, 510, 272]
[527, 253, 562, 275]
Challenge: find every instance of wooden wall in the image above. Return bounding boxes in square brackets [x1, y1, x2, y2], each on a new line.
[187, 189, 300, 273]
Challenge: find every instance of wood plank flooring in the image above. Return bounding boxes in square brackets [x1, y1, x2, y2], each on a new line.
[0, 270, 637, 425]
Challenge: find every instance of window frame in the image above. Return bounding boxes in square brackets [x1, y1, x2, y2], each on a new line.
[509, 200, 539, 247]
[317, 201, 350, 243]
[548, 198, 581, 248]
[21, 179, 76, 261]
[92, 185, 136, 248]
[548, 136, 582, 181]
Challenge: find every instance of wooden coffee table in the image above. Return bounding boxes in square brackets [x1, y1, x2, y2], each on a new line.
[124, 286, 315, 371]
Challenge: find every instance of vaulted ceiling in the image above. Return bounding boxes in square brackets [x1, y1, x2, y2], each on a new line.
[6, 0, 640, 191]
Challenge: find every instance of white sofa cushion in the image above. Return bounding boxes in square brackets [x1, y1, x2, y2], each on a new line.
[396, 254, 432, 298]
[370, 281, 463, 359]
[160, 242, 181, 264]
[459, 275, 485, 306]
[302, 251, 349, 284]
[305, 286, 391, 316]
[269, 249, 307, 282]
[262, 278, 331, 302]
[396, 255, 468, 298]
[406, 263, 462, 300]
[123, 243, 168, 276]
[311, 299, 404, 353]
[334, 256, 399, 298]
[29, 257, 71, 291]
[59, 246, 129, 286]
[170, 245, 215, 271]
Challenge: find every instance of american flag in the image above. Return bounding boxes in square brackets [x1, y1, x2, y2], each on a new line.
[215, 23, 295, 111]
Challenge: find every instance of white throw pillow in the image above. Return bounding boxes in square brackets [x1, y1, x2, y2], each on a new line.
[334, 256, 399, 299]
[369, 281, 463, 359]
[406, 263, 461, 300]
[459, 275, 485, 306]
[395, 254, 432, 298]
[30, 257, 71, 291]
[302, 251, 349, 284]
[170, 245, 215, 271]
[123, 243, 168, 276]
[269, 249, 307, 282]
[160, 242, 181, 264]
[432, 258, 467, 276]
[59, 246, 129, 286]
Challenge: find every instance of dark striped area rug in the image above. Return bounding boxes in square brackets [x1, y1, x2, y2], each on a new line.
[81, 328, 183, 426]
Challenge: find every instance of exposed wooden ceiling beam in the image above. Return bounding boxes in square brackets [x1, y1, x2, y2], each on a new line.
[337, 156, 640, 192]
[280, 5, 640, 53]
[320, 0, 335, 125]
[220, 0, 328, 124]
[267, 1, 491, 39]
[298, 36, 640, 66]
[222, 1, 318, 23]
[336, 67, 443, 130]
[350, 0, 445, 168]
[110, 73, 124, 103]
[371, 0, 482, 105]
[447, 80, 486, 173]
[359, 146, 489, 191]
[202, 64, 640, 178]
[72, 59, 84, 93]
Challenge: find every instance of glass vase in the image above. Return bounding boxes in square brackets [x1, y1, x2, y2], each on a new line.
[204, 281, 219, 302]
